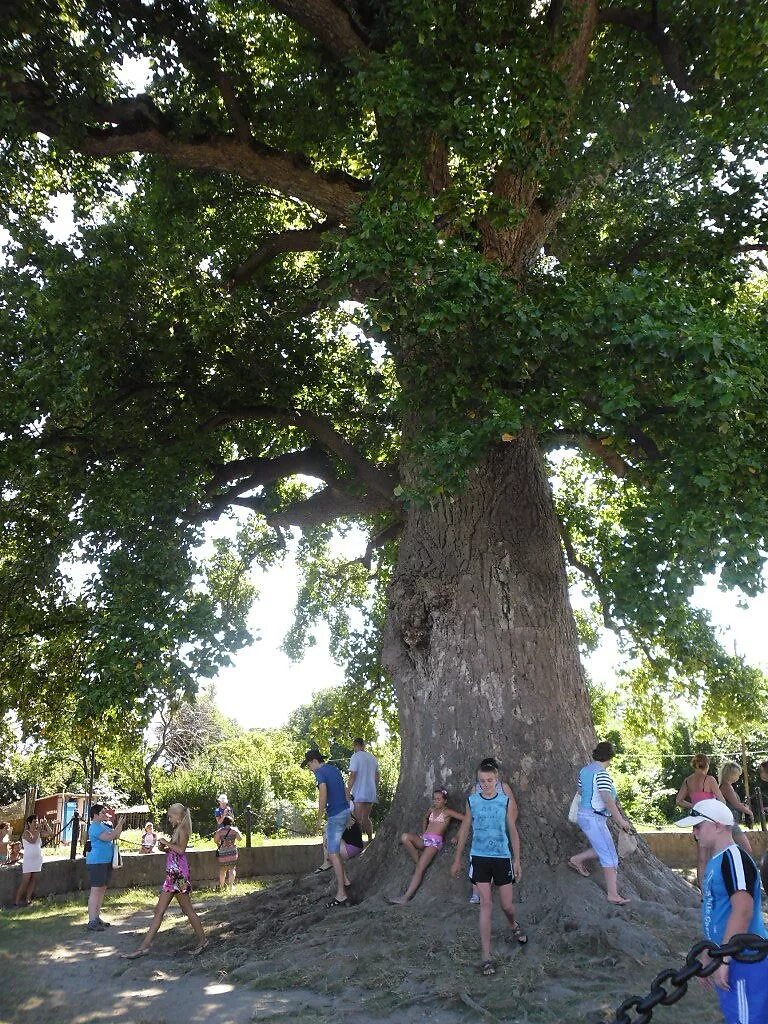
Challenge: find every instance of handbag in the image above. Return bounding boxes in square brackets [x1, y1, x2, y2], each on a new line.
[567, 793, 580, 824]
[618, 829, 638, 858]
[112, 841, 122, 868]
[216, 827, 238, 864]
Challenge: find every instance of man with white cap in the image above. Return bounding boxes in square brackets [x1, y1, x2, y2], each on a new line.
[676, 797, 768, 1024]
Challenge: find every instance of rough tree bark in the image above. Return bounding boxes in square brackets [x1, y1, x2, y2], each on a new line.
[358, 431, 686, 913]
[358, 433, 594, 886]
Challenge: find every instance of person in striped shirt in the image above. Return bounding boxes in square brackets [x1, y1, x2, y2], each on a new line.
[567, 740, 633, 905]
[676, 798, 768, 1024]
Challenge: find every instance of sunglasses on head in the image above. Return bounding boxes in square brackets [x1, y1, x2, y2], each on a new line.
[690, 808, 718, 824]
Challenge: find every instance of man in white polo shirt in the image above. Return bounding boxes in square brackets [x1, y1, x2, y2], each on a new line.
[346, 738, 379, 844]
[676, 798, 768, 1024]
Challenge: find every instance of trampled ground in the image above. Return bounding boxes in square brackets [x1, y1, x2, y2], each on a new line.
[0, 865, 738, 1024]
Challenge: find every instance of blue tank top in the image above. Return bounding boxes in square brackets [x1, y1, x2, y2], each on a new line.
[468, 791, 510, 858]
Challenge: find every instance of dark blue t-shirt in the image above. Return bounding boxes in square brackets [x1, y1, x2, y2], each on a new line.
[313, 763, 347, 817]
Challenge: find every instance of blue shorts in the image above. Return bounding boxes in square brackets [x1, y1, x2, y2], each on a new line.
[717, 958, 768, 1024]
[577, 810, 618, 868]
[325, 810, 349, 855]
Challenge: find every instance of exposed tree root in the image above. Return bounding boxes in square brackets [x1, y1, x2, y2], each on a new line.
[195, 850, 726, 1023]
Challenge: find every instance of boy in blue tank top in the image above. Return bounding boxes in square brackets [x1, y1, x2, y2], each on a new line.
[676, 798, 768, 1024]
[452, 760, 526, 975]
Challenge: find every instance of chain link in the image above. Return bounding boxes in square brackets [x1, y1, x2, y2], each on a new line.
[613, 933, 768, 1024]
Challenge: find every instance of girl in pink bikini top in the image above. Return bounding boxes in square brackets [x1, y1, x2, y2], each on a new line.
[676, 754, 724, 810]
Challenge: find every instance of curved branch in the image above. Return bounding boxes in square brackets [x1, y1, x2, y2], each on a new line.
[557, 517, 617, 630]
[200, 404, 398, 501]
[193, 446, 341, 522]
[2, 76, 365, 220]
[227, 221, 338, 288]
[546, 431, 633, 478]
[233, 486, 393, 530]
[263, 0, 371, 61]
[597, 6, 694, 93]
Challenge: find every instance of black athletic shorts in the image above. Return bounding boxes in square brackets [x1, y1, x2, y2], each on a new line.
[470, 856, 515, 886]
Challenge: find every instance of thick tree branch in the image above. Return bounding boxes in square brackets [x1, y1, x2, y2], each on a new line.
[557, 517, 617, 630]
[597, 6, 694, 93]
[194, 446, 339, 522]
[546, 431, 633, 478]
[200, 404, 398, 501]
[103, 0, 255, 141]
[232, 486, 392, 530]
[2, 76, 365, 220]
[263, 0, 371, 61]
[349, 519, 403, 570]
[227, 221, 337, 288]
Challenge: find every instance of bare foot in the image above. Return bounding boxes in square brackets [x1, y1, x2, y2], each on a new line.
[386, 895, 410, 905]
[607, 896, 631, 905]
[122, 947, 151, 959]
[567, 857, 590, 878]
[343, 876, 351, 887]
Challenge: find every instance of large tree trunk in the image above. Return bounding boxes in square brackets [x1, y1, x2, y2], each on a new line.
[361, 432, 680, 903]
[225, 433, 699, 1022]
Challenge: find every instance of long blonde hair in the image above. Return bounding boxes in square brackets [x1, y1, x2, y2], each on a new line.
[167, 804, 192, 845]
[719, 762, 741, 786]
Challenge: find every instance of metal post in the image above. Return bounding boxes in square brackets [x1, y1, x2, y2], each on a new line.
[245, 804, 252, 848]
[69, 809, 80, 860]
[84, 747, 96, 853]
[757, 785, 766, 832]
[741, 737, 751, 806]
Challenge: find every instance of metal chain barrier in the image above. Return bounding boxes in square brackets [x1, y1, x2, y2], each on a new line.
[613, 933, 768, 1024]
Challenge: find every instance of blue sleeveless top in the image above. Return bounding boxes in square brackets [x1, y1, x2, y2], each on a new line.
[468, 791, 510, 858]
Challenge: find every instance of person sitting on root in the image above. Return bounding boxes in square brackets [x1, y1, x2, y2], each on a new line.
[388, 788, 466, 905]
[567, 741, 633, 905]
[123, 803, 207, 959]
[451, 763, 526, 977]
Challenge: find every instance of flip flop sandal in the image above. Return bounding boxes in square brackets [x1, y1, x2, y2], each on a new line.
[326, 897, 349, 909]
[313, 865, 332, 873]
[480, 960, 496, 976]
[506, 922, 528, 945]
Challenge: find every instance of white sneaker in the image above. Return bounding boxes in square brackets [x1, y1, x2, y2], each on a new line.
[469, 894, 480, 905]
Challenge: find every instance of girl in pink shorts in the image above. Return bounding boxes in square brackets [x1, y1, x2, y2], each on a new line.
[387, 789, 466, 904]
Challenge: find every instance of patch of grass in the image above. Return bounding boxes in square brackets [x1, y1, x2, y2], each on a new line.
[0, 878, 275, 954]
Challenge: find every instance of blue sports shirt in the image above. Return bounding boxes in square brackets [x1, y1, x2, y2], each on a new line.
[702, 844, 767, 945]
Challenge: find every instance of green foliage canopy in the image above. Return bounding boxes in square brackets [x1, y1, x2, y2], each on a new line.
[1, 0, 767, 736]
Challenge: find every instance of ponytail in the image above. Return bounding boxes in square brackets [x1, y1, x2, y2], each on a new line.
[168, 804, 192, 845]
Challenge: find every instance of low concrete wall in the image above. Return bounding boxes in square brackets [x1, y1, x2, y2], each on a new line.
[643, 829, 768, 868]
[4, 832, 766, 903]
[0, 840, 323, 904]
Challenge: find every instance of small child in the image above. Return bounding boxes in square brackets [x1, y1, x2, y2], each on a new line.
[387, 788, 466, 904]
[140, 821, 157, 853]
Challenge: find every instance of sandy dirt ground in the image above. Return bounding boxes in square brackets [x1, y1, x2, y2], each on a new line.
[0, 865, 739, 1024]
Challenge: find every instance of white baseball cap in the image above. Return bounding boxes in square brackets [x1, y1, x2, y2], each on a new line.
[675, 798, 734, 828]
